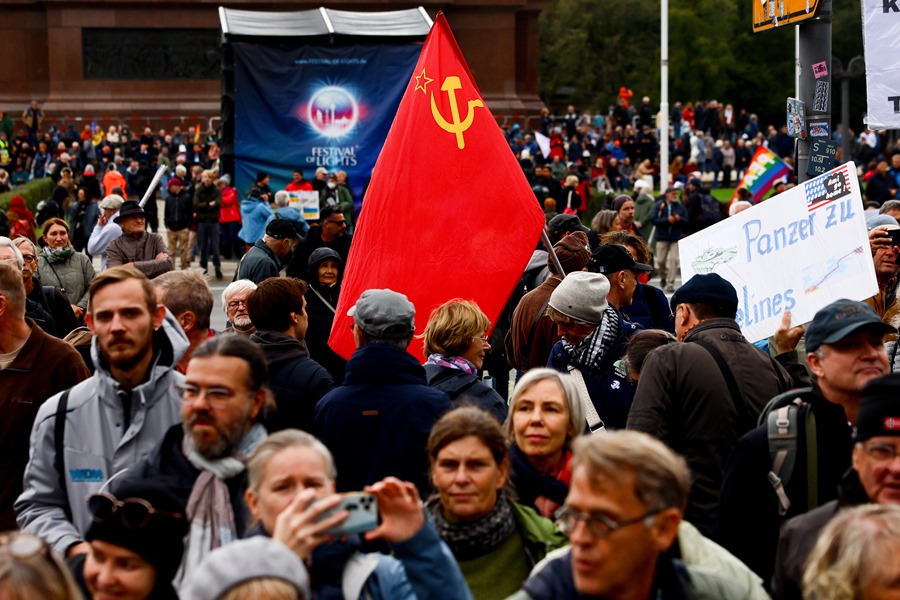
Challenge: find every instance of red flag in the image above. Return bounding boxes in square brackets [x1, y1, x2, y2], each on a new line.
[328, 12, 545, 361]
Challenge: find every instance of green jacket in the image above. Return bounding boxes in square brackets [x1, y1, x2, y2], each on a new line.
[511, 502, 568, 566]
[319, 185, 354, 229]
[634, 191, 656, 239]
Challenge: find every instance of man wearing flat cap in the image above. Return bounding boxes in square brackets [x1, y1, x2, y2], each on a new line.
[313, 289, 452, 496]
[105, 200, 173, 278]
[716, 298, 894, 587]
[772, 373, 900, 599]
[628, 273, 801, 536]
[236, 218, 298, 285]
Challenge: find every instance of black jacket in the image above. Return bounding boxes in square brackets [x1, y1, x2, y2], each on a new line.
[771, 469, 869, 600]
[423, 364, 507, 423]
[27, 282, 79, 338]
[250, 330, 334, 433]
[304, 282, 347, 384]
[714, 387, 853, 587]
[164, 187, 194, 231]
[313, 344, 453, 495]
[237, 239, 281, 284]
[112, 426, 251, 536]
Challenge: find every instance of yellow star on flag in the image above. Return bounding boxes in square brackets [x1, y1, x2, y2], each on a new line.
[414, 68, 433, 95]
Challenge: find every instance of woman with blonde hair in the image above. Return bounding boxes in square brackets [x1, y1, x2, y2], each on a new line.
[421, 298, 506, 422]
[505, 368, 585, 518]
[0, 533, 81, 600]
[802, 504, 900, 600]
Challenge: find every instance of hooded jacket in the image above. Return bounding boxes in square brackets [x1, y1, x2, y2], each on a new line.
[164, 187, 193, 231]
[238, 198, 273, 245]
[423, 364, 507, 423]
[249, 330, 334, 432]
[15, 310, 188, 555]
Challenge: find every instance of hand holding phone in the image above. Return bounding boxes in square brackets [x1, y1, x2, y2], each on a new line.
[271, 488, 347, 561]
[315, 492, 379, 536]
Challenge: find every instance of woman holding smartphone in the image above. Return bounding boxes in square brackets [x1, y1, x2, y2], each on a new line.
[242, 429, 473, 600]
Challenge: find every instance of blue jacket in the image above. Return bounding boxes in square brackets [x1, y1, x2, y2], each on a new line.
[247, 518, 473, 600]
[547, 313, 640, 430]
[651, 200, 688, 242]
[238, 199, 273, 244]
[313, 344, 453, 495]
[621, 284, 676, 333]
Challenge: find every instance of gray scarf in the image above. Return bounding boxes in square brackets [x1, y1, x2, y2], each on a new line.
[562, 306, 620, 376]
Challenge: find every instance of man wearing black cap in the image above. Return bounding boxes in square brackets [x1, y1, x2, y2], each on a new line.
[248, 171, 273, 205]
[589, 244, 652, 310]
[236, 218, 298, 285]
[106, 200, 174, 278]
[313, 289, 452, 495]
[771, 374, 900, 600]
[628, 273, 798, 535]
[546, 213, 598, 249]
[715, 298, 894, 587]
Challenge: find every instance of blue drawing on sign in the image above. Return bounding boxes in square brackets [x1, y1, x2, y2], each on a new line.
[802, 246, 865, 293]
[691, 246, 739, 273]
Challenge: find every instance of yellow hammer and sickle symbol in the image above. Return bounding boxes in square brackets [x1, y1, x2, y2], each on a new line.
[430, 76, 484, 150]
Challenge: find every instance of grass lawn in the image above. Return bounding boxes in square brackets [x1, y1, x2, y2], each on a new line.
[710, 188, 736, 204]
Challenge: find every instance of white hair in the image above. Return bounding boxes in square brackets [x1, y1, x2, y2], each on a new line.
[222, 279, 258, 313]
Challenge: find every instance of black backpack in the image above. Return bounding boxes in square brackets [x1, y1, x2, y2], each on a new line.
[756, 387, 817, 516]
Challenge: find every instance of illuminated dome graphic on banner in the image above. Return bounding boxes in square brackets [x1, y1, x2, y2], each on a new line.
[307, 86, 359, 138]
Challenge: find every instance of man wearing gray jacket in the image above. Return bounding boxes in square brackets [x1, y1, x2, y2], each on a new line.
[15, 265, 188, 557]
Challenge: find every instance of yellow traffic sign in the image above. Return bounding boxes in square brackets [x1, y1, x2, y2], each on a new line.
[753, 0, 820, 32]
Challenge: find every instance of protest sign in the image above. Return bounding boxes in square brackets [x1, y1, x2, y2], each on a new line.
[861, 0, 900, 129]
[288, 190, 320, 221]
[679, 161, 876, 342]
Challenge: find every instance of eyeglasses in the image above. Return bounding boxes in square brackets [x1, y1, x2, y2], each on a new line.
[554, 505, 661, 538]
[88, 492, 183, 529]
[861, 442, 900, 463]
[176, 383, 240, 409]
[326, 219, 347, 227]
[226, 299, 247, 310]
[472, 336, 490, 344]
[21, 254, 37, 264]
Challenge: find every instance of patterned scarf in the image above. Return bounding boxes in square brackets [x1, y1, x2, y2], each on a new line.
[425, 353, 478, 376]
[427, 490, 517, 561]
[562, 306, 620, 376]
[178, 423, 267, 583]
[42, 244, 74, 262]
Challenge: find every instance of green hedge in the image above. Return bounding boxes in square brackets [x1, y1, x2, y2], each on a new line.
[0, 177, 56, 212]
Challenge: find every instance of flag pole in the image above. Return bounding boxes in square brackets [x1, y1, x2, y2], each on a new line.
[139, 165, 169, 209]
[541, 229, 566, 275]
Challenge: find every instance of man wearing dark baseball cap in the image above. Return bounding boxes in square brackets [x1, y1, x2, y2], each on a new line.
[588, 244, 652, 310]
[716, 298, 894, 585]
[772, 373, 900, 597]
[313, 289, 452, 495]
[235, 218, 299, 284]
[546, 213, 591, 246]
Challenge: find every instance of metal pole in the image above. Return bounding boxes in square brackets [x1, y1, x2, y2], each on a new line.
[841, 76, 850, 165]
[659, 0, 669, 192]
[795, 28, 801, 98]
[541, 229, 565, 276]
[797, 0, 832, 183]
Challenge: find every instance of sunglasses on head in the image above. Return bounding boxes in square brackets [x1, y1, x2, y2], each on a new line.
[88, 492, 183, 529]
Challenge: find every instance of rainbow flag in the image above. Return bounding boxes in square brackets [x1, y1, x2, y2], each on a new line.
[732, 146, 791, 204]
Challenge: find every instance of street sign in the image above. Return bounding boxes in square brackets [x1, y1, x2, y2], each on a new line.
[806, 139, 838, 177]
[753, 0, 821, 33]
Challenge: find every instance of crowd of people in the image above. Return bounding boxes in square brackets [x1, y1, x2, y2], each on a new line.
[1, 101, 900, 600]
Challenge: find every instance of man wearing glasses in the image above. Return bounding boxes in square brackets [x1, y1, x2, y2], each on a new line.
[772, 374, 900, 599]
[509, 430, 751, 599]
[287, 205, 352, 283]
[109, 333, 270, 580]
[16, 266, 187, 559]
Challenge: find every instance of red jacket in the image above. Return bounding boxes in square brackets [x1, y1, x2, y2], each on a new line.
[219, 186, 241, 223]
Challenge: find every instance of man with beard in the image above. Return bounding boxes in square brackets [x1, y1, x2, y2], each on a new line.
[221, 279, 257, 335]
[16, 266, 188, 558]
[106, 200, 174, 279]
[110, 333, 270, 580]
